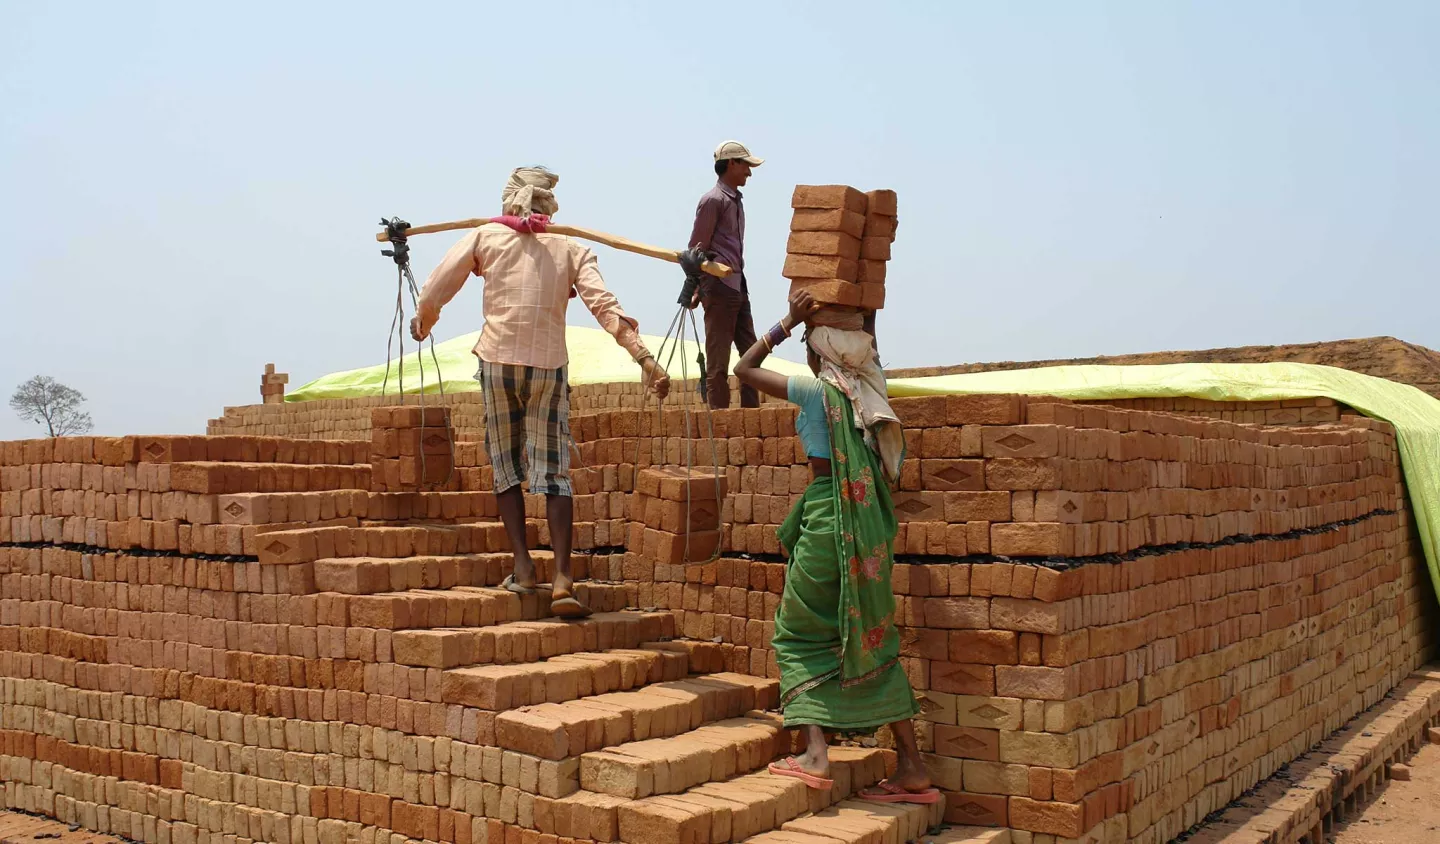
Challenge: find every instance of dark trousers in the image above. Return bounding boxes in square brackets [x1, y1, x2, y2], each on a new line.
[700, 274, 759, 409]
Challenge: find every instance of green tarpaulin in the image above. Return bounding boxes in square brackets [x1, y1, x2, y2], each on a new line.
[287, 326, 810, 403]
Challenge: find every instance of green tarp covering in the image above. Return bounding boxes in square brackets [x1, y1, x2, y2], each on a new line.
[287, 326, 810, 402]
[890, 362, 1440, 603]
[293, 343, 1440, 602]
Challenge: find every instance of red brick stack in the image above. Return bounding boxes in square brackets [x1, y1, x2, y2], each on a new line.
[783, 184, 897, 315]
[370, 405, 457, 492]
[626, 466, 727, 564]
[260, 363, 288, 405]
[3, 381, 1440, 844]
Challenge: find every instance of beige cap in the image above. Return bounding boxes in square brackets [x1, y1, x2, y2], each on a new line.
[714, 140, 763, 166]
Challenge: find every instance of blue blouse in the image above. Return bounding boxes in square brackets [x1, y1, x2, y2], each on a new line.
[788, 376, 832, 459]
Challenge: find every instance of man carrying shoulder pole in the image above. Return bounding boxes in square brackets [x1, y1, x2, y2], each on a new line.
[410, 167, 670, 618]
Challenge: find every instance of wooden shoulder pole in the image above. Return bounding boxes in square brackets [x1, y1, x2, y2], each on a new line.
[375, 218, 732, 279]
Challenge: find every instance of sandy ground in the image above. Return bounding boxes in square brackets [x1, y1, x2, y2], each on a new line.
[1332, 741, 1440, 844]
[1, 744, 1436, 844]
[0, 812, 119, 844]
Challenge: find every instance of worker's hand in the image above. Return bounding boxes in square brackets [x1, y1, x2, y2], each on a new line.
[641, 357, 670, 400]
[687, 288, 702, 310]
[410, 316, 429, 342]
[678, 246, 707, 281]
[787, 288, 822, 325]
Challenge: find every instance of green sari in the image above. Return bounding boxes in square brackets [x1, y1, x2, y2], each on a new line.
[773, 382, 918, 731]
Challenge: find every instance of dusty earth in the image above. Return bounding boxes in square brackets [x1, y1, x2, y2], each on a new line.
[2, 745, 1438, 844]
[1332, 742, 1440, 844]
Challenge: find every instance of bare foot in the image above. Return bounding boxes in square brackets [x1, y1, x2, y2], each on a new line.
[511, 554, 538, 590]
[873, 755, 931, 793]
[792, 747, 830, 780]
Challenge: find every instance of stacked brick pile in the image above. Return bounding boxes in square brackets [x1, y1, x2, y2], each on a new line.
[370, 406, 458, 492]
[0, 431, 949, 844]
[259, 364, 288, 405]
[3, 385, 1439, 844]
[1088, 396, 1349, 426]
[783, 185, 896, 314]
[625, 467, 727, 565]
[209, 381, 772, 441]
[609, 397, 1435, 842]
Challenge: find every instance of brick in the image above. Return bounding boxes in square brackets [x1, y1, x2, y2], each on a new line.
[859, 238, 891, 261]
[953, 696, 1024, 730]
[981, 426, 1060, 459]
[932, 662, 995, 695]
[791, 208, 866, 238]
[943, 792, 1007, 827]
[860, 283, 885, 312]
[932, 725, 1000, 761]
[949, 630, 1018, 665]
[990, 523, 1065, 557]
[783, 253, 858, 282]
[865, 190, 898, 216]
[995, 666, 1079, 701]
[989, 598, 1066, 635]
[1008, 797, 1085, 838]
[788, 279, 862, 308]
[857, 260, 887, 284]
[791, 185, 867, 214]
[985, 459, 1062, 491]
[922, 597, 989, 629]
[945, 492, 1011, 522]
[786, 231, 861, 260]
[962, 760, 1032, 796]
[920, 460, 985, 491]
[998, 731, 1079, 768]
[863, 214, 898, 239]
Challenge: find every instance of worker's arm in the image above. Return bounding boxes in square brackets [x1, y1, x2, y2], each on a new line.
[571, 246, 671, 399]
[689, 193, 720, 253]
[735, 289, 821, 400]
[411, 229, 482, 341]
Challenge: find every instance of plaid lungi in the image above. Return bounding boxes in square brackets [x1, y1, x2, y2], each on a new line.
[477, 359, 572, 497]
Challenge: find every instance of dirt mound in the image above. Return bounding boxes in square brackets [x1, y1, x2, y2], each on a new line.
[888, 336, 1440, 398]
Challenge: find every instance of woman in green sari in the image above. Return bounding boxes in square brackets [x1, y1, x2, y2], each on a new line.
[734, 289, 936, 804]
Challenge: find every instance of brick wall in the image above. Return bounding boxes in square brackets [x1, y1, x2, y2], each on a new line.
[2, 393, 1436, 844]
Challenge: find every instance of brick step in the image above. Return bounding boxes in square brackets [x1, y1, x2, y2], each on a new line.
[257, 524, 519, 564]
[391, 611, 675, 668]
[497, 673, 780, 760]
[312, 549, 602, 595]
[581, 714, 785, 798]
[610, 746, 897, 844]
[167, 462, 371, 494]
[338, 582, 631, 630]
[746, 799, 952, 844]
[441, 648, 691, 711]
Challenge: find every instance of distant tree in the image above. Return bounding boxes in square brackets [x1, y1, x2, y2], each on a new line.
[9, 376, 93, 437]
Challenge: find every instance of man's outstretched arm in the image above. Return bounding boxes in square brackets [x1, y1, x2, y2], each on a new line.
[411, 230, 482, 341]
[571, 247, 670, 398]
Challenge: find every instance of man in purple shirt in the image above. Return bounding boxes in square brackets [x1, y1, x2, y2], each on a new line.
[687, 140, 764, 408]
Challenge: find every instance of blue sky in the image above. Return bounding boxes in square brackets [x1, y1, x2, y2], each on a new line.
[2, 2, 1436, 438]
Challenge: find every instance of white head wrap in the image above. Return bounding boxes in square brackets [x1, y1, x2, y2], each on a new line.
[501, 167, 560, 217]
[806, 326, 904, 484]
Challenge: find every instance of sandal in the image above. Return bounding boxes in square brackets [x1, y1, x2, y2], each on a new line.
[500, 574, 536, 595]
[767, 757, 833, 790]
[550, 595, 593, 619]
[857, 781, 941, 804]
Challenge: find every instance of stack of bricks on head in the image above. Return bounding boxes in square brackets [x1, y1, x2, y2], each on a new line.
[1, 364, 1437, 842]
[784, 185, 896, 314]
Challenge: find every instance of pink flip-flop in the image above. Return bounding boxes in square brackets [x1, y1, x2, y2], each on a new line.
[767, 757, 834, 790]
[858, 781, 942, 804]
